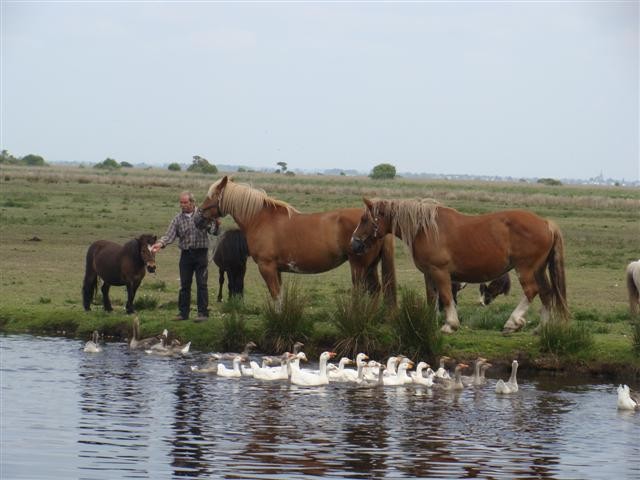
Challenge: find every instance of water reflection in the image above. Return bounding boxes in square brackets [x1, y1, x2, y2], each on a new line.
[2, 334, 639, 480]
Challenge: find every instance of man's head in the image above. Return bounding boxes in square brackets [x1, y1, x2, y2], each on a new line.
[179, 191, 195, 214]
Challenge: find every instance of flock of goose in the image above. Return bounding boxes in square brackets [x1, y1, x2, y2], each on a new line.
[85, 327, 639, 410]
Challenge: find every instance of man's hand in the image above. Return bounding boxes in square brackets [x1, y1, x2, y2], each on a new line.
[151, 242, 163, 253]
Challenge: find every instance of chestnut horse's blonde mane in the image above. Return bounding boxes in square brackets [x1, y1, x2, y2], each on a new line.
[371, 198, 440, 252]
[207, 178, 299, 224]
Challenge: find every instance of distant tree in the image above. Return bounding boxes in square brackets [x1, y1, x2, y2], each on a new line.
[120, 161, 133, 168]
[0, 150, 19, 164]
[94, 158, 120, 170]
[277, 161, 288, 173]
[537, 178, 562, 186]
[285, 170, 295, 176]
[21, 154, 48, 167]
[237, 166, 247, 172]
[187, 155, 218, 174]
[369, 163, 396, 180]
[168, 162, 181, 171]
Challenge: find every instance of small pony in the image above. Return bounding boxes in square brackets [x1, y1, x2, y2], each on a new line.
[479, 273, 511, 306]
[627, 260, 640, 316]
[213, 229, 250, 302]
[82, 234, 157, 314]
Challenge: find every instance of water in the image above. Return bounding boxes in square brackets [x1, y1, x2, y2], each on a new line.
[1, 334, 638, 479]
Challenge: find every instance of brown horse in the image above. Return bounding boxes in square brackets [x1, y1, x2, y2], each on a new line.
[83, 234, 157, 314]
[213, 229, 250, 302]
[198, 176, 396, 305]
[350, 198, 569, 333]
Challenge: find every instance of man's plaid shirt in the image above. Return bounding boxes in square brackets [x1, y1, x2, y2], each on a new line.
[159, 208, 210, 251]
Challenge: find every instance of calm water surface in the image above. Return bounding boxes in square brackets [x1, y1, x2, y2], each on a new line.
[1, 334, 638, 479]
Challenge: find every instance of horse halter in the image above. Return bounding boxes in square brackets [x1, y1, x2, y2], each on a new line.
[201, 192, 223, 219]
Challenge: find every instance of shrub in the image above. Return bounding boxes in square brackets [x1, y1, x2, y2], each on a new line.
[369, 163, 396, 180]
[168, 163, 181, 171]
[220, 310, 250, 352]
[537, 178, 563, 186]
[261, 281, 310, 354]
[331, 283, 387, 358]
[539, 321, 594, 356]
[22, 154, 47, 166]
[394, 288, 443, 363]
[120, 161, 133, 168]
[187, 155, 218, 174]
[94, 158, 120, 170]
[133, 294, 158, 310]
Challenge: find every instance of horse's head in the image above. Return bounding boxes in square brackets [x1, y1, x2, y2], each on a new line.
[138, 234, 157, 273]
[350, 198, 387, 255]
[200, 175, 228, 221]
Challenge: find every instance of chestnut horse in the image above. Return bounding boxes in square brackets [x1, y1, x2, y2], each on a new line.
[350, 198, 569, 333]
[198, 176, 396, 305]
[627, 260, 640, 316]
[83, 234, 157, 314]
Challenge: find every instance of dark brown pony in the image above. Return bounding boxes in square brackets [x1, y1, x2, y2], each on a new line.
[350, 198, 569, 333]
[198, 176, 396, 305]
[213, 229, 249, 302]
[83, 234, 157, 314]
[478, 273, 511, 306]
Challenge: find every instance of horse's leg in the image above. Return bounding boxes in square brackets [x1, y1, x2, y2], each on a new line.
[258, 262, 281, 301]
[101, 283, 113, 312]
[82, 271, 97, 311]
[429, 270, 460, 334]
[126, 282, 139, 314]
[503, 270, 538, 334]
[218, 267, 224, 302]
[535, 268, 553, 329]
[424, 273, 438, 306]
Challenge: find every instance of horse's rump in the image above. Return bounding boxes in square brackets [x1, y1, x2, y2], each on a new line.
[627, 260, 640, 316]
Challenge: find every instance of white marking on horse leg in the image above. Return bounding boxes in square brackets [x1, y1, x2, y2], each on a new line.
[539, 305, 550, 327]
[477, 293, 486, 306]
[503, 296, 530, 333]
[440, 303, 460, 334]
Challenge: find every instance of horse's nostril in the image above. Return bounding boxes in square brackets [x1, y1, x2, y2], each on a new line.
[147, 265, 156, 273]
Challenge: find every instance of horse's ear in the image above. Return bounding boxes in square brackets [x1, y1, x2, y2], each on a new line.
[152, 235, 157, 243]
[363, 197, 374, 211]
[218, 176, 228, 191]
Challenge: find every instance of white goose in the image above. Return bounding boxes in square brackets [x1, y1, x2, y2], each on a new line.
[411, 362, 435, 387]
[495, 360, 519, 394]
[478, 362, 492, 385]
[145, 338, 190, 356]
[216, 355, 243, 378]
[83, 330, 102, 353]
[290, 351, 336, 386]
[328, 357, 355, 382]
[382, 358, 413, 386]
[435, 356, 452, 379]
[252, 352, 306, 381]
[617, 384, 640, 410]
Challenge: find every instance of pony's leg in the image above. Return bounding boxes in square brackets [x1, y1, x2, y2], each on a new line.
[503, 296, 531, 333]
[101, 283, 113, 312]
[258, 262, 281, 301]
[218, 268, 224, 302]
[535, 269, 553, 329]
[430, 270, 460, 334]
[125, 283, 139, 314]
[82, 272, 97, 311]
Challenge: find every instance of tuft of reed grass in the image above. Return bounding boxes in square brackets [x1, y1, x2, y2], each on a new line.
[394, 288, 443, 363]
[221, 295, 246, 314]
[220, 310, 250, 353]
[133, 294, 158, 311]
[465, 304, 514, 331]
[331, 283, 387, 358]
[142, 280, 167, 292]
[261, 280, 310, 354]
[538, 321, 594, 356]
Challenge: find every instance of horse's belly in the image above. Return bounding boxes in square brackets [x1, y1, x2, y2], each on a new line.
[278, 253, 346, 274]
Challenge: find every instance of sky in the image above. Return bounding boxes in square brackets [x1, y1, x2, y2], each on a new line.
[1, 2, 638, 181]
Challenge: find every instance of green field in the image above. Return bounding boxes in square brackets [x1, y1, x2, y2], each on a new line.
[1, 164, 638, 376]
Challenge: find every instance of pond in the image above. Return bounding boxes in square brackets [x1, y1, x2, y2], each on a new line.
[1, 334, 638, 479]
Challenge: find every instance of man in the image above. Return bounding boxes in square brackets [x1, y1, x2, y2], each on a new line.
[152, 191, 219, 321]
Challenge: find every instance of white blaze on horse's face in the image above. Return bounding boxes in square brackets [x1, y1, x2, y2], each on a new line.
[147, 245, 154, 253]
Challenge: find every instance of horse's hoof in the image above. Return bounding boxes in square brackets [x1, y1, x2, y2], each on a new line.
[440, 324, 457, 334]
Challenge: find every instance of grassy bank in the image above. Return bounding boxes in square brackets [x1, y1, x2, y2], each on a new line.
[1, 164, 639, 377]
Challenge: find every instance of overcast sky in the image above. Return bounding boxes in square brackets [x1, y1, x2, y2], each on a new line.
[2, 2, 638, 180]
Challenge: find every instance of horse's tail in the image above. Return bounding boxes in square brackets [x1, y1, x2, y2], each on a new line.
[381, 234, 397, 307]
[547, 221, 570, 321]
[627, 262, 640, 316]
[82, 244, 98, 311]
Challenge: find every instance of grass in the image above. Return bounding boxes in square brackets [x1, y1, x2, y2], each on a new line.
[0, 164, 639, 377]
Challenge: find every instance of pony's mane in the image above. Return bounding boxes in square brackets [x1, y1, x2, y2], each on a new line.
[371, 198, 440, 252]
[207, 178, 299, 223]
